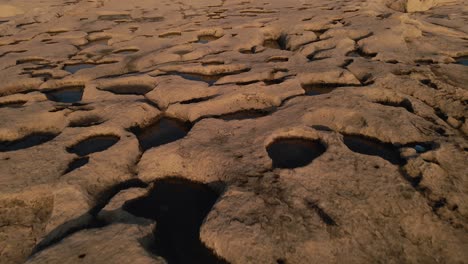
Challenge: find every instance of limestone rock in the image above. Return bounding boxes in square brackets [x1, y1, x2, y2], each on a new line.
[0, 0, 467, 263]
[25, 224, 163, 264]
[387, 0, 454, 12]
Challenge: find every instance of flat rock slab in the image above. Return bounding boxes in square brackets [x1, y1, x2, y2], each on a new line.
[25, 223, 163, 264]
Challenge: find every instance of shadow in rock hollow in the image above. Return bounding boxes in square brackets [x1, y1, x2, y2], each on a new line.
[123, 178, 227, 264]
[130, 118, 191, 151]
[267, 138, 326, 169]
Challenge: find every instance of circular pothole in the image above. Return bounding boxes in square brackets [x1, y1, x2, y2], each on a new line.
[130, 117, 191, 151]
[43, 86, 84, 103]
[267, 138, 326, 169]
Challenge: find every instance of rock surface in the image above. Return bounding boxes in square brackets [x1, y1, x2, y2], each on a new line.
[387, 0, 455, 12]
[0, 0, 467, 263]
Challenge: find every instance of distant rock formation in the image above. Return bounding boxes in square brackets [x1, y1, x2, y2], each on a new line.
[387, 0, 454, 12]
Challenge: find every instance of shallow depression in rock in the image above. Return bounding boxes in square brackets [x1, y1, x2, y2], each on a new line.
[455, 56, 468, 66]
[43, 86, 84, 103]
[113, 49, 139, 55]
[343, 135, 402, 165]
[263, 36, 287, 50]
[198, 35, 220, 44]
[66, 135, 119, 156]
[80, 38, 110, 48]
[302, 84, 338, 96]
[64, 156, 89, 174]
[375, 98, 414, 113]
[267, 138, 326, 169]
[218, 109, 272, 121]
[63, 63, 97, 74]
[122, 178, 226, 264]
[99, 84, 154, 95]
[172, 72, 221, 86]
[0, 100, 26, 108]
[131, 118, 191, 151]
[0, 133, 58, 152]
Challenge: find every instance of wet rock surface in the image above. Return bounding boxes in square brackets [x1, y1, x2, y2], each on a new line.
[0, 0, 467, 263]
[43, 86, 84, 103]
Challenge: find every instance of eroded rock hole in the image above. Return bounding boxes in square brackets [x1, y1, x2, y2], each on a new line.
[434, 108, 448, 121]
[100, 84, 154, 95]
[80, 38, 110, 48]
[306, 47, 335, 61]
[172, 72, 221, 86]
[174, 49, 192, 56]
[201, 61, 225, 66]
[420, 79, 438, 89]
[414, 59, 434, 65]
[66, 135, 119, 156]
[64, 156, 89, 174]
[343, 135, 402, 165]
[64, 63, 96, 74]
[122, 178, 227, 264]
[135, 16, 164, 23]
[98, 14, 131, 21]
[311, 29, 327, 38]
[375, 98, 414, 113]
[267, 138, 326, 169]
[264, 40, 280, 50]
[32, 73, 53, 81]
[0, 133, 58, 152]
[264, 78, 287, 85]
[302, 84, 340, 96]
[179, 95, 218, 104]
[47, 30, 67, 36]
[267, 57, 289, 63]
[0, 100, 26, 108]
[347, 49, 377, 59]
[198, 35, 220, 44]
[455, 56, 468, 66]
[113, 49, 139, 55]
[278, 35, 288, 49]
[233, 80, 261, 86]
[16, 58, 45, 65]
[159, 32, 182, 38]
[311, 125, 333, 131]
[239, 47, 256, 54]
[43, 86, 84, 103]
[130, 118, 191, 151]
[219, 109, 273, 121]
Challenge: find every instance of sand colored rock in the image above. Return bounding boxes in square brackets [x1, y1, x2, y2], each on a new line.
[0, 0, 467, 263]
[387, 0, 455, 12]
[0, 5, 24, 18]
[25, 224, 162, 264]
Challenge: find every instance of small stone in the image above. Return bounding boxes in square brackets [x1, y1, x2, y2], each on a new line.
[414, 145, 426, 153]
